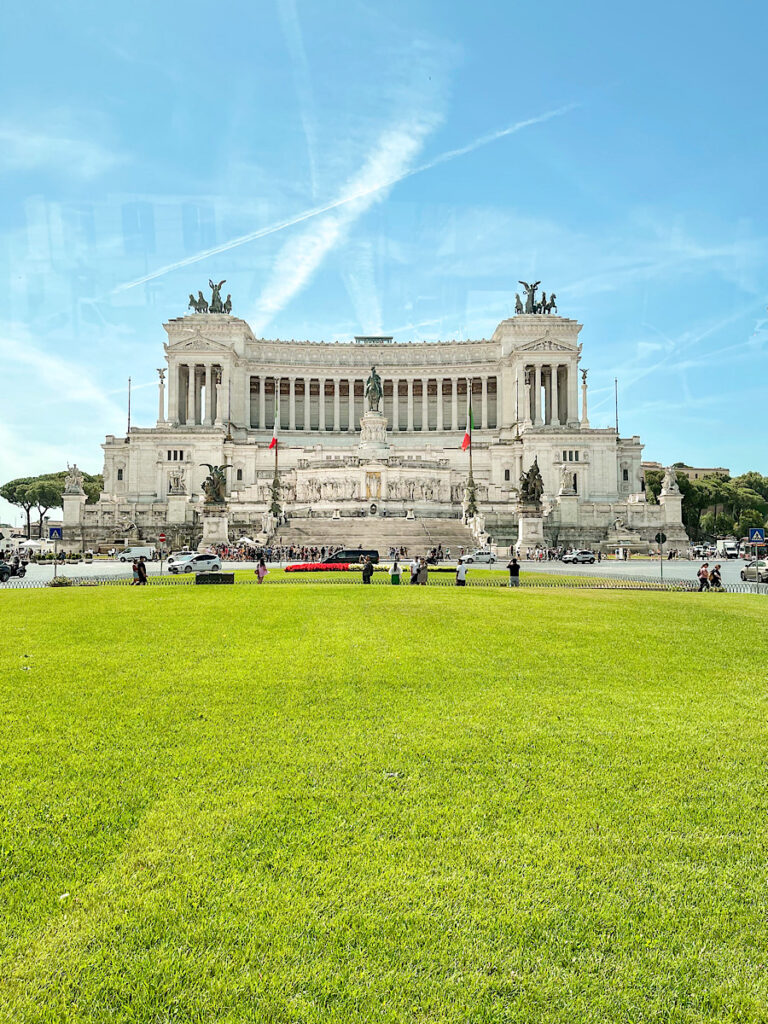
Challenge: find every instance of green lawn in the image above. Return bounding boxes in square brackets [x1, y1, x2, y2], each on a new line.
[1, 585, 767, 1023]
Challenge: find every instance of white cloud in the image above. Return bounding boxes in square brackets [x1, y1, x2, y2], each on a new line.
[0, 122, 121, 178]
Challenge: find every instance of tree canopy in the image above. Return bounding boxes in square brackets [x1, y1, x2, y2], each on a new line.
[0, 471, 103, 537]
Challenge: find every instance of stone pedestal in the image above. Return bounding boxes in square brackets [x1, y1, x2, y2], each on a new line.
[198, 506, 229, 551]
[62, 492, 87, 528]
[516, 505, 545, 554]
[358, 410, 389, 457]
[556, 493, 579, 526]
[167, 493, 189, 524]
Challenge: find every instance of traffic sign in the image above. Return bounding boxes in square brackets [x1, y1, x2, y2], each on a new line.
[748, 527, 765, 544]
[655, 532, 667, 545]
[48, 527, 63, 540]
[158, 533, 166, 543]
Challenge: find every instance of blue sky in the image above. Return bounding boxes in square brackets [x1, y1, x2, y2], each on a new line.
[2, 0, 767, 523]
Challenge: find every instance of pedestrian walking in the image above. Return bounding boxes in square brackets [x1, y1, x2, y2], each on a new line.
[409, 555, 420, 585]
[417, 558, 429, 585]
[131, 559, 139, 585]
[697, 562, 710, 592]
[362, 556, 374, 584]
[389, 560, 402, 586]
[255, 557, 268, 583]
[709, 563, 723, 591]
[455, 561, 468, 587]
[137, 557, 148, 585]
[506, 556, 521, 587]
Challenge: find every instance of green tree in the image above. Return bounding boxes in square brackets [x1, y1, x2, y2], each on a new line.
[732, 472, 768, 501]
[644, 469, 664, 504]
[0, 478, 36, 538]
[736, 508, 767, 538]
[28, 480, 65, 538]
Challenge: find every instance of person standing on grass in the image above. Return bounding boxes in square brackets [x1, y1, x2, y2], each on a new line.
[131, 559, 139, 585]
[389, 560, 402, 585]
[455, 561, 468, 586]
[137, 557, 148, 585]
[255, 557, 268, 583]
[362, 556, 374, 584]
[697, 562, 710, 591]
[710, 563, 723, 590]
[409, 555, 420, 585]
[506, 556, 520, 587]
[417, 558, 429, 585]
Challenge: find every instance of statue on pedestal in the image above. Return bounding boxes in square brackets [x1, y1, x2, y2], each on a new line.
[519, 458, 544, 505]
[365, 366, 383, 411]
[64, 463, 85, 495]
[200, 464, 229, 504]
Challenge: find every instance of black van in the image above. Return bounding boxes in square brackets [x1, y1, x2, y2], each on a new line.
[322, 548, 379, 564]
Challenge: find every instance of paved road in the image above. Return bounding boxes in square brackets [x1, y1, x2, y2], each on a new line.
[2, 556, 757, 589]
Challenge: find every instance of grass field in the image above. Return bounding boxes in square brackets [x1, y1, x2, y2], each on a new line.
[1, 585, 767, 1023]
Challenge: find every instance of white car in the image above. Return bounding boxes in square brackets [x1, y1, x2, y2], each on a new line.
[168, 553, 222, 574]
[458, 550, 497, 564]
[562, 549, 596, 564]
[167, 549, 194, 564]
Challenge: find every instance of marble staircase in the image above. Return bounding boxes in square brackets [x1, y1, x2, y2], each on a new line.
[268, 516, 475, 555]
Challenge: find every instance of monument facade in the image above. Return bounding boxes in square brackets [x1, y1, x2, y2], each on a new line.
[73, 281, 687, 550]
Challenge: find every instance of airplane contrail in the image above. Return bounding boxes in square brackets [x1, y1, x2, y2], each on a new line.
[113, 102, 577, 294]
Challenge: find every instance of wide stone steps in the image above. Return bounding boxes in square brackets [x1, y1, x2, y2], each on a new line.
[270, 517, 475, 554]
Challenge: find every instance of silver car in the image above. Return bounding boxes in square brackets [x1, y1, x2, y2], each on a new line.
[168, 553, 222, 574]
[458, 550, 497, 564]
[740, 559, 768, 583]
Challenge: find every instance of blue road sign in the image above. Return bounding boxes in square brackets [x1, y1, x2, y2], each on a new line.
[48, 527, 63, 540]
[748, 527, 765, 544]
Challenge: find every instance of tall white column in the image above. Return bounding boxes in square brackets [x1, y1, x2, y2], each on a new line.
[289, 377, 296, 431]
[534, 364, 542, 425]
[392, 379, 399, 432]
[319, 378, 326, 431]
[436, 378, 443, 431]
[552, 365, 560, 426]
[581, 371, 590, 428]
[215, 369, 224, 427]
[422, 378, 429, 431]
[186, 365, 195, 424]
[544, 366, 552, 425]
[304, 378, 311, 431]
[258, 375, 266, 430]
[203, 365, 212, 425]
[333, 378, 340, 432]
[348, 379, 356, 432]
[568, 366, 579, 425]
[157, 369, 166, 424]
[451, 378, 458, 431]
[407, 379, 414, 432]
[481, 376, 488, 430]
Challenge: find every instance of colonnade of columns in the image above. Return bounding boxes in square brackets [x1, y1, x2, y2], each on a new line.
[171, 363, 225, 426]
[523, 363, 578, 426]
[246, 374, 498, 432]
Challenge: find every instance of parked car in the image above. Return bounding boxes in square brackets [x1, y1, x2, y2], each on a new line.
[458, 550, 497, 564]
[168, 553, 222, 574]
[167, 549, 194, 564]
[562, 549, 596, 564]
[740, 559, 768, 583]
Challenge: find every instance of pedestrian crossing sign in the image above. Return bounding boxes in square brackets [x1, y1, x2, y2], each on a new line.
[749, 527, 765, 544]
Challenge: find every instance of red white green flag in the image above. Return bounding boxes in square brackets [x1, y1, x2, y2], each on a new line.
[269, 391, 279, 449]
[461, 398, 473, 451]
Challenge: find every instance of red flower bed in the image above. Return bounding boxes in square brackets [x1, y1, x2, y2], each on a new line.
[285, 562, 351, 572]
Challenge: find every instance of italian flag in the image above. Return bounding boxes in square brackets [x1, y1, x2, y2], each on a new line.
[269, 391, 279, 449]
[461, 398, 473, 451]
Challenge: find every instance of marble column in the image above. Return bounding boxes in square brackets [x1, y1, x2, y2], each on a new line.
[568, 366, 579, 425]
[422, 378, 429, 431]
[258, 375, 266, 430]
[581, 371, 590, 428]
[204, 365, 213, 425]
[407, 379, 414, 432]
[304, 378, 311, 431]
[215, 369, 224, 427]
[451, 377, 458, 431]
[552, 365, 560, 426]
[544, 366, 552, 425]
[348, 379, 356, 432]
[534, 364, 542, 425]
[436, 378, 443, 431]
[157, 369, 166, 424]
[333, 378, 340, 432]
[186, 365, 195, 425]
[481, 376, 488, 429]
[289, 377, 296, 431]
[319, 378, 326, 431]
[392, 378, 399, 432]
